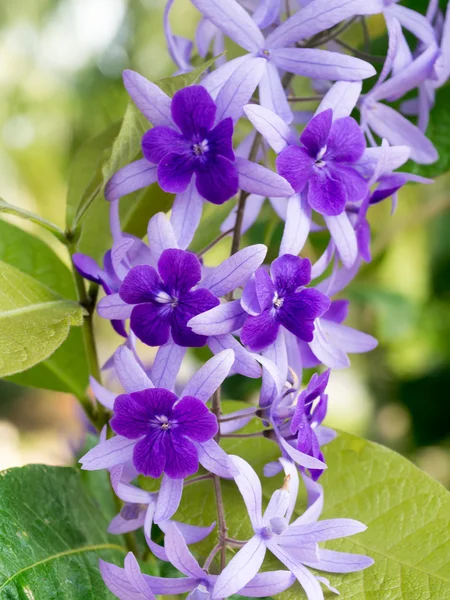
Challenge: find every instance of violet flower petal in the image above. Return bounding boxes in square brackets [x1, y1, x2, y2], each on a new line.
[271, 254, 312, 293]
[157, 151, 196, 194]
[171, 85, 217, 138]
[119, 265, 160, 304]
[142, 127, 188, 164]
[241, 309, 280, 352]
[174, 396, 218, 441]
[276, 146, 315, 195]
[130, 304, 172, 347]
[195, 156, 239, 205]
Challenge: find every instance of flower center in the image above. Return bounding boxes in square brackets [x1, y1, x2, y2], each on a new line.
[156, 415, 171, 430]
[192, 139, 209, 156]
[259, 48, 271, 59]
[315, 145, 327, 168]
[273, 292, 284, 309]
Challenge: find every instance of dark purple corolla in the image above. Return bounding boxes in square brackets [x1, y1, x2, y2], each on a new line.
[276, 108, 368, 216]
[142, 85, 238, 204]
[119, 248, 219, 347]
[111, 388, 218, 479]
[241, 254, 330, 352]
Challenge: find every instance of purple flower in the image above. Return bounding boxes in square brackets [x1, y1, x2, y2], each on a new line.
[142, 85, 239, 204]
[111, 388, 218, 479]
[119, 248, 219, 348]
[213, 456, 373, 599]
[276, 109, 368, 216]
[240, 254, 330, 352]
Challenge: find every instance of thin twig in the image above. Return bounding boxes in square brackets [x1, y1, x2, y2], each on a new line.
[204, 542, 222, 571]
[197, 227, 234, 257]
[287, 95, 324, 103]
[221, 432, 266, 439]
[360, 16, 370, 53]
[219, 409, 258, 423]
[306, 16, 358, 48]
[211, 388, 228, 570]
[184, 473, 214, 486]
[334, 39, 385, 64]
[224, 537, 248, 547]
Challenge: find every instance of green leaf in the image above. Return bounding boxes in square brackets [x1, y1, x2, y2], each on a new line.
[0, 220, 89, 394]
[156, 54, 222, 96]
[66, 122, 121, 230]
[0, 198, 66, 243]
[0, 464, 125, 598]
[0, 261, 85, 377]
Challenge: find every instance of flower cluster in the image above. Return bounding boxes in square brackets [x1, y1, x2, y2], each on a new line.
[75, 0, 448, 597]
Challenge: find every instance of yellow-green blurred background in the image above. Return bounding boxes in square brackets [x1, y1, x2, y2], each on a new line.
[1, 0, 450, 488]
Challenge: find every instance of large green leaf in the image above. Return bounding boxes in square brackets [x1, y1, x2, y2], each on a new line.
[0, 220, 89, 394]
[171, 407, 450, 599]
[0, 261, 85, 377]
[0, 464, 125, 598]
[156, 54, 222, 96]
[0, 198, 66, 243]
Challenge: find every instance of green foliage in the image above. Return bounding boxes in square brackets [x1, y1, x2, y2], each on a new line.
[0, 260, 85, 378]
[0, 220, 89, 394]
[156, 54, 222, 96]
[0, 198, 65, 243]
[0, 464, 125, 598]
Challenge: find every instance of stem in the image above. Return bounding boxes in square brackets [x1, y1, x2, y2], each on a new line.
[184, 473, 214, 486]
[306, 16, 358, 48]
[222, 432, 266, 439]
[204, 542, 222, 571]
[223, 537, 248, 548]
[219, 409, 258, 423]
[334, 39, 385, 64]
[211, 388, 228, 570]
[287, 95, 324, 103]
[360, 16, 370, 53]
[198, 227, 234, 257]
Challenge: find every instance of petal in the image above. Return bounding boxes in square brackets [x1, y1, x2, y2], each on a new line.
[158, 248, 202, 293]
[278, 289, 329, 342]
[304, 548, 374, 573]
[188, 299, 247, 336]
[324, 213, 358, 269]
[165, 433, 199, 479]
[181, 349, 235, 402]
[220, 193, 265, 236]
[321, 320, 377, 354]
[171, 182, 204, 249]
[334, 165, 368, 204]
[119, 265, 161, 304]
[123, 69, 172, 126]
[213, 536, 267, 599]
[90, 376, 116, 410]
[241, 310, 280, 352]
[219, 406, 255, 434]
[356, 145, 411, 179]
[157, 151, 195, 194]
[142, 126, 188, 163]
[208, 334, 262, 379]
[263, 488, 290, 522]
[239, 570, 296, 597]
[164, 523, 205, 578]
[276, 145, 315, 195]
[259, 61, 293, 125]
[388, 4, 436, 46]
[253, 0, 281, 28]
[244, 104, 294, 153]
[195, 156, 239, 204]
[196, 438, 239, 478]
[324, 299, 349, 323]
[201, 244, 267, 297]
[105, 158, 158, 201]
[230, 455, 263, 529]
[174, 396, 218, 441]
[162, 519, 216, 544]
[300, 108, 332, 155]
[307, 168, 346, 216]
[308, 319, 351, 369]
[111, 393, 156, 439]
[72, 253, 102, 283]
[171, 85, 216, 138]
[254, 267, 276, 310]
[315, 80, 361, 119]
[215, 57, 266, 123]
[258, 334, 287, 408]
[124, 553, 154, 597]
[100, 559, 153, 600]
[172, 288, 220, 347]
[241, 274, 262, 316]
[151, 341, 186, 389]
[208, 117, 235, 160]
[285, 519, 366, 544]
[190, 0, 265, 52]
[143, 575, 197, 595]
[130, 304, 171, 347]
[114, 345, 153, 393]
[79, 436, 135, 471]
[271, 48, 376, 81]
[202, 55, 252, 99]
[108, 511, 145, 535]
[236, 157, 294, 197]
[133, 433, 167, 478]
[277, 434, 327, 470]
[147, 212, 178, 265]
[327, 117, 366, 162]
[280, 193, 312, 256]
[271, 254, 312, 294]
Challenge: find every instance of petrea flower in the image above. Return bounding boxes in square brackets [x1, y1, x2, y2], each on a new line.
[118, 248, 219, 348]
[240, 255, 330, 352]
[213, 456, 373, 599]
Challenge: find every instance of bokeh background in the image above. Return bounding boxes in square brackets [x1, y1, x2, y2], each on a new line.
[1, 0, 450, 489]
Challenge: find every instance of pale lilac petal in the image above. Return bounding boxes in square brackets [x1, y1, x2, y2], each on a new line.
[99, 559, 152, 600]
[151, 341, 186, 389]
[280, 194, 312, 256]
[125, 553, 154, 597]
[244, 104, 295, 153]
[143, 575, 197, 595]
[97, 293, 134, 320]
[388, 3, 437, 45]
[308, 319, 350, 369]
[181, 349, 235, 402]
[201, 244, 267, 297]
[315, 81, 361, 119]
[304, 548, 374, 573]
[321, 320, 378, 353]
[241, 275, 261, 316]
[266, 540, 324, 600]
[269, 196, 288, 220]
[202, 55, 252, 99]
[258, 334, 287, 408]
[162, 520, 216, 544]
[290, 478, 324, 526]
[216, 57, 266, 123]
[279, 457, 299, 523]
[324, 213, 358, 269]
[105, 159, 158, 202]
[263, 488, 290, 523]
[356, 145, 411, 179]
[80, 436, 135, 470]
[190, 0, 265, 51]
[220, 407, 256, 434]
[311, 241, 335, 280]
[208, 334, 262, 378]
[316, 575, 339, 595]
[213, 536, 267, 599]
[164, 0, 192, 72]
[271, 48, 376, 81]
[220, 194, 265, 235]
[170, 182, 204, 250]
[377, 16, 401, 86]
[236, 157, 294, 197]
[196, 18, 218, 57]
[283, 519, 366, 546]
[315, 425, 337, 446]
[316, 258, 361, 296]
[108, 512, 145, 535]
[239, 570, 296, 597]
[110, 467, 151, 503]
[123, 70, 172, 126]
[363, 101, 438, 164]
[111, 237, 135, 278]
[253, 0, 281, 28]
[154, 475, 183, 523]
[114, 345, 153, 393]
[147, 212, 178, 266]
[265, 0, 385, 48]
[90, 376, 116, 410]
[188, 300, 247, 335]
[196, 439, 239, 478]
[259, 61, 293, 125]
[144, 502, 169, 562]
[278, 435, 327, 470]
[187, 587, 210, 600]
[230, 455, 263, 529]
[164, 523, 205, 578]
